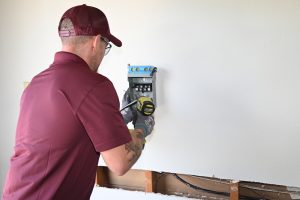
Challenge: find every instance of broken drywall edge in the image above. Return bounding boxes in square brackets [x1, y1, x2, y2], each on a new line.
[96, 165, 300, 200]
[288, 187, 300, 200]
[92, 186, 200, 200]
[288, 186, 300, 192]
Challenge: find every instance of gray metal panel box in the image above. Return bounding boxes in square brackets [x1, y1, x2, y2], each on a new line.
[127, 65, 157, 106]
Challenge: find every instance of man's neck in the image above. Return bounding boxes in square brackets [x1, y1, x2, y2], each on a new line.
[62, 45, 93, 71]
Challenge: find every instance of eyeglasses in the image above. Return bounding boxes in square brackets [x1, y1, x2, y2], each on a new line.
[101, 37, 112, 56]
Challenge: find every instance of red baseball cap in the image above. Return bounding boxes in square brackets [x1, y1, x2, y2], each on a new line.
[58, 4, 122, 47]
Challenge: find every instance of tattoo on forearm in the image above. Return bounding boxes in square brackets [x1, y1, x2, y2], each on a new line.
[125, 142, 142, 162]
[124, 133, 144, 163]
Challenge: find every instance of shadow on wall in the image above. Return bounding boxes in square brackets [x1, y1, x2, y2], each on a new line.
[156, 67, 168, 109]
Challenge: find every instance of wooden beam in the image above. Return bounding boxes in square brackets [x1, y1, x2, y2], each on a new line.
[145, 170, 156, 193]
[95, 166, 109, 187]
[230, 181, 239, 200]
[95, 167, 296, 200]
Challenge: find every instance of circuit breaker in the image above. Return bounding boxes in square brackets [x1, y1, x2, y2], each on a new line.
[127, 65, 157, 106]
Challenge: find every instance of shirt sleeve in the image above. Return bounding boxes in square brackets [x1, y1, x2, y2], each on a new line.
[77, 80, 132, 152]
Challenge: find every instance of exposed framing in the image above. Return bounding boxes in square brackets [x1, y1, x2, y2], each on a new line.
[95, 166, 297, 200]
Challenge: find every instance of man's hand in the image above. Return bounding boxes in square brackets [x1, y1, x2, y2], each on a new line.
[121, 88, 155, 137]
[121, 89, 136, 124]
[134, 112, 155, 137]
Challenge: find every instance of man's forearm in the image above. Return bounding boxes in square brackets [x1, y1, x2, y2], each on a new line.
[124, 129, 145, 167]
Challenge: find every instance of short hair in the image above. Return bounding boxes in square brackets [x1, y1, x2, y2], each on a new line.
[59, 18, 93, 45]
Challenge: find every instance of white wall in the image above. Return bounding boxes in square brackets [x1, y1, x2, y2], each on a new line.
[1, 1, 300, 198]
[90, 187, 197, 200]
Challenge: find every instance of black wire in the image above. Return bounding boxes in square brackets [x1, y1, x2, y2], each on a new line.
[156, 172, 264, 200]
[172, 173, 230, 197]
[156, 172, 167, 183]
[240, 185, 268, 200]
[150, 67, 157, 76]
[173, 173, 264, 200]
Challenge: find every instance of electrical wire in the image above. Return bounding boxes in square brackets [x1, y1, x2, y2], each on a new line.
[155, 172, 168, 185]
[177, 174, 300, 195]
[177, 174, 300, 198]
[241, 185, 268, 200]
[172, 174, 263, 200]
[172, 174, 230, 196]
[156, 172, 299, 200]
[156, 172, 230, 198]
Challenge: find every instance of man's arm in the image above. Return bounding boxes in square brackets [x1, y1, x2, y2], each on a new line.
[101, 129, 145, 176]
[101, 89, 155, 176]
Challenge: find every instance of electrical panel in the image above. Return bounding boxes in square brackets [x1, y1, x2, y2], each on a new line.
[127, 65, 157, 106]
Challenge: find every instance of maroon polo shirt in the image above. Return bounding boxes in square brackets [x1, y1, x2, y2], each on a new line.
[2, 52, 132, 200]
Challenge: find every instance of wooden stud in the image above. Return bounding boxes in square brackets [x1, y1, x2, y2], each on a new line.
[145, 170, 156, 193]
[230, 181, 239, 200]
[95, 166, 109, 187]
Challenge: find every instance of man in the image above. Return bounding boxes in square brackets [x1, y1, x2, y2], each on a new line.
[2, 4, 154, 200]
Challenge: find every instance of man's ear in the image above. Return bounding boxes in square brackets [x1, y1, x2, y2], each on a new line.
[92, 35, 101, 51]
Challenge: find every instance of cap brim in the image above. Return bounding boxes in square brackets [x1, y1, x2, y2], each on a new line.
[107, 34, 122, 47]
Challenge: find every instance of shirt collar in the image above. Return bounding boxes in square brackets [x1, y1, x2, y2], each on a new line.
[52, 51, 89, 69]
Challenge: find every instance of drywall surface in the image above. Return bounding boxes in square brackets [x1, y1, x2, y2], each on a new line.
[99, 0, 300, 187]
[0, 1, 300, 197]
[91, 187, 197, 200]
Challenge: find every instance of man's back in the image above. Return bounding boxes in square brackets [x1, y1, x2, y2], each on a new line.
[2, 52, 130, 200]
